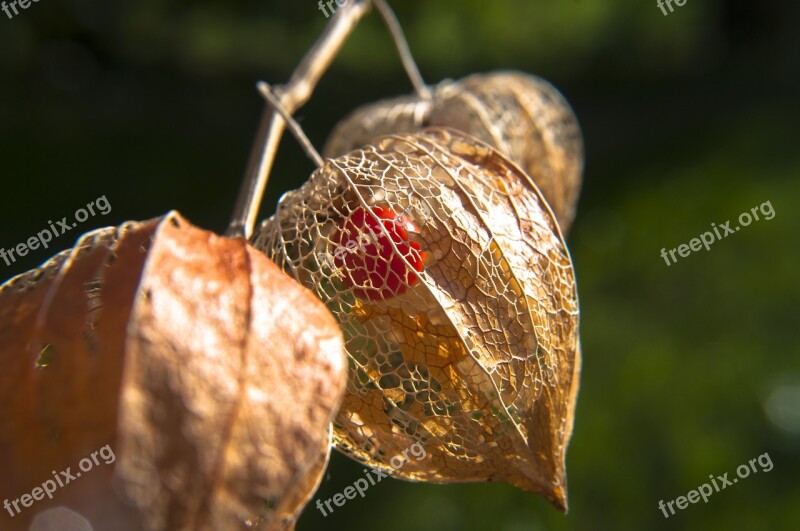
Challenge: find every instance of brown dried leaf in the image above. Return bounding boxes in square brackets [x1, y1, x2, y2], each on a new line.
[0, 211, 346, 530]
[323, 71, 584, 233]
[254, 128, 581, 510]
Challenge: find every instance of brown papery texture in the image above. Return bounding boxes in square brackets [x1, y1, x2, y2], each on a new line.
[254, 128, 581, 510]
[323, 71, 584, 233]
[0, 212, 346, 530]
[0, 219, 159, 530]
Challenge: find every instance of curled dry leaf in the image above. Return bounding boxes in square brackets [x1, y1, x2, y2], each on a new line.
[323, 71, 584, 233]
[0, 211, 346, 530]
[253, 127, 581, 510]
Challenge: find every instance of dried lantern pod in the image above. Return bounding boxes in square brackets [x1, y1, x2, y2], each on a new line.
[0, 213, 347, 530]
[253, 127, 581, 510]
[323, 71, 584, 233]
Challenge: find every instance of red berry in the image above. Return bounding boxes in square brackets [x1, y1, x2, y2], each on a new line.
[331, 206, 426, 300]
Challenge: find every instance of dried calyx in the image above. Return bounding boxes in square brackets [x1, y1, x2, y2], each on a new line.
[323, 71, 584, 234]
[252, 128, 580, 510]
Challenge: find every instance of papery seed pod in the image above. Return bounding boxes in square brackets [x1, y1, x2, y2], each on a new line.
[0, 213, 348, 530]
[323, 71, 584, 233]
[252, 128, 580, 510]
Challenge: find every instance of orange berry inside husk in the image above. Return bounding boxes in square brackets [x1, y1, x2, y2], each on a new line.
[331, 206, 426, 300]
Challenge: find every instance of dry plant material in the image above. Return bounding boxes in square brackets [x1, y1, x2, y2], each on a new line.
[253, 128, 581, 510]
[323, 71, 584, 233]
[269, 429, 333, 531]
[0, 212, 346, 530]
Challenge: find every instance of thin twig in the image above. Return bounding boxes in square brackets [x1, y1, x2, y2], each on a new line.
[227, 0, 372, 238]
[373, 0, 431, 101]
[257, 82, 324, 168]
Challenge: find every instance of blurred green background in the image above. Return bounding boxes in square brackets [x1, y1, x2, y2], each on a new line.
[1, 0, 798, 530]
